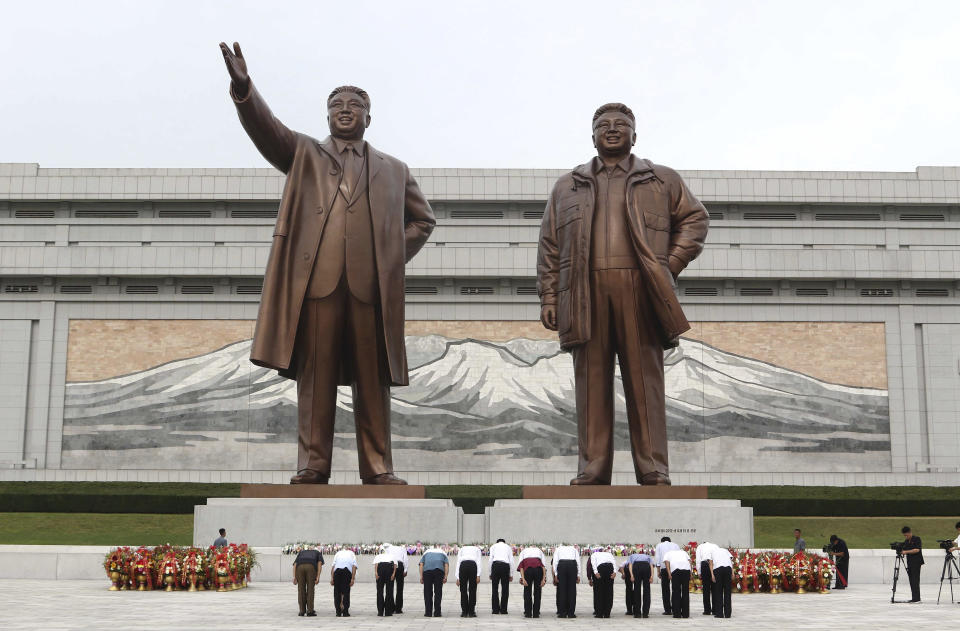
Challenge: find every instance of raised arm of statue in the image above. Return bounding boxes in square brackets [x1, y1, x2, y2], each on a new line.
[219, 41, 298, 173]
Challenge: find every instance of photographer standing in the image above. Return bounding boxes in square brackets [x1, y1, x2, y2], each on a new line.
[829, 535, 849, 589]
[950, 521, 960, 554]
[900, 526, 924, 603]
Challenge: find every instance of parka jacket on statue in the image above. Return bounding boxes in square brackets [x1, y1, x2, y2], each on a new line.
[232, 82, 435, 385]
[536, 157, 708, 350]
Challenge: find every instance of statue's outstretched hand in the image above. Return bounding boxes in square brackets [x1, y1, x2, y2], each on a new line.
[219, 41, 250, 97]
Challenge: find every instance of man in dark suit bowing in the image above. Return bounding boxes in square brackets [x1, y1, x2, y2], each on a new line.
[219, 42, 435, 485]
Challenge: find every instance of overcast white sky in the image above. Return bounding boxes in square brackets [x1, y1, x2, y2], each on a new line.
[2, 0, 958, 171]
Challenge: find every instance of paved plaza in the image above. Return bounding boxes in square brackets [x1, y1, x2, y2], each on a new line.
[0, 580, 957, 630]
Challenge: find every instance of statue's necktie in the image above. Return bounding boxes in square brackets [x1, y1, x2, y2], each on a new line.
[341, 145, 360, 199]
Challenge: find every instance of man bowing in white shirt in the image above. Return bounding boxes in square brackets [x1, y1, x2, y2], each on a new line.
[488, 538, 514, 614]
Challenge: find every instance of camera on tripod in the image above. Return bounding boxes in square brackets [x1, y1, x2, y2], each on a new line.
[937, 540, 954, 552]
[889, 541, 904, 555]
[822, 544, 832, 553]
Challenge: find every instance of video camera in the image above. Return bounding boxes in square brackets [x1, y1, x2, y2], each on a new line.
[937, 539, 954, 551]
[889, 542, 904, 555]
[822, 544, 832, 554]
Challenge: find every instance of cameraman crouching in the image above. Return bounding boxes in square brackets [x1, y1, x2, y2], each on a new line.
[828, 535, 849, 589]
[900, 526, 924, 603]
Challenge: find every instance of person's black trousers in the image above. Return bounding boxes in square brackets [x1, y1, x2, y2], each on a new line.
[376, 562, 395, 616]
[632, 561, 651, 617]
[523, 566, 543, 617]
[591, 573, 599, 615]
[394, 562, 405, 612]
[458, 560, 478, 615]
[711, 566, 732, 618]
[835, 558, 849, 589]
[622, 571, 633, 614]
[422, 568, 443, 617]
[596, 562, 614, 617]
[659, 567, 672, 613]
[699, 560, 713, 614]
[490, 560, 510, 613]
[556, 560, 578, 617]
[907, 563, 922, 601]
[671, 569, 690, 618]
[333, 567, 352, 615]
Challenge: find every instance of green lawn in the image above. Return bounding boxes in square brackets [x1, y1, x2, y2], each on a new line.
[2, 513, 957, 548]
[0, 513, 193, 545]
[753, 516, 959, 549]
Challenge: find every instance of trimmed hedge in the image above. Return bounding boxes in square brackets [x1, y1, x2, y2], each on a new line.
[0, 482, 241, 514]
[2, 482, 957, 516]
[708, 486, 960, 516]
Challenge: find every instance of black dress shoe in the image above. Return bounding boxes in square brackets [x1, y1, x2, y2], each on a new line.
[306, 611, 317, 617]
[558, 614, 567, 618]
[298, 612, 305, 617]
[533, 613, 540, 618]
[568, 614, 577, 619]
[468, 612, 477, 617]
[290, 470, 329, 484]
[362, 472, 408, 485]
[642, 613, 649, 618]
[460, 613, 467, 618]
[524, 613, 532, 618]
[343, 612, 350, 617]
[335, 612, 341, 617]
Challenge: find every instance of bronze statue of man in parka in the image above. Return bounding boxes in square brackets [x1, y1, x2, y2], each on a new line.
[537, 103, 708, 485]
[219, 42, 435, 484]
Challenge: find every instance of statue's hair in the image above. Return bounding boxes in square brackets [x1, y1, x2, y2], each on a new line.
[328, 85, 371, 110]
[592, 102, 635, 125]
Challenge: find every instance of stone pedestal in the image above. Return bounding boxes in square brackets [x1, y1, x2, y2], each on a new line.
[240, 484, 425, 499]
[193, 498, 462, 547]
[485, 499, 754, 547]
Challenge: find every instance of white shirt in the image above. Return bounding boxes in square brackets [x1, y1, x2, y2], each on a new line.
[455, 545, 482, 579]
[373, 553, 395, 567]
[695, 542, 718, 566]
[488, 541, 514, 573]
[388, 544, 408, 568]
[552, 545, 581, 576]
[709, 547, 733, 569]
[332, 549, 357, 571]
[519, 547, 545, 563]
[955, 534, 960, 549]
[662, 549, 691, 573]
[589, 551, 616, 573]
[654, 541, 680, 567]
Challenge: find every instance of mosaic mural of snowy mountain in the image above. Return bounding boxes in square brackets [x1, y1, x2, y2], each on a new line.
[63, 336, 890, 471]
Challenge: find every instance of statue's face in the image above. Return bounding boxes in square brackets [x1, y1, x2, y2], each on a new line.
[592, 111, 636, 156]
[327, 91, 370, 140]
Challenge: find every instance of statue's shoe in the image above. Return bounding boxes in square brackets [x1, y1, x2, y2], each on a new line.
[363, 473, 408, 485]
[639, 472, 672, 486]
[290, 470, 330, 484]
[569, 474, 608, 485]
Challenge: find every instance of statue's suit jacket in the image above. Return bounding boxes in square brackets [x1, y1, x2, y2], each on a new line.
[232, 82, 435, 385]
[537, 158, 708, 350]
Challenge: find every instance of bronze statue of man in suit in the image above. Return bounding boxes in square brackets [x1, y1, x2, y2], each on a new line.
[537, 103, 708, 486]
[219, 42, 435, 484]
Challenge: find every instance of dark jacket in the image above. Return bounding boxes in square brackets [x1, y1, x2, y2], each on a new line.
[536, 157, 708, 349]
[232, 83, 435, 385]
